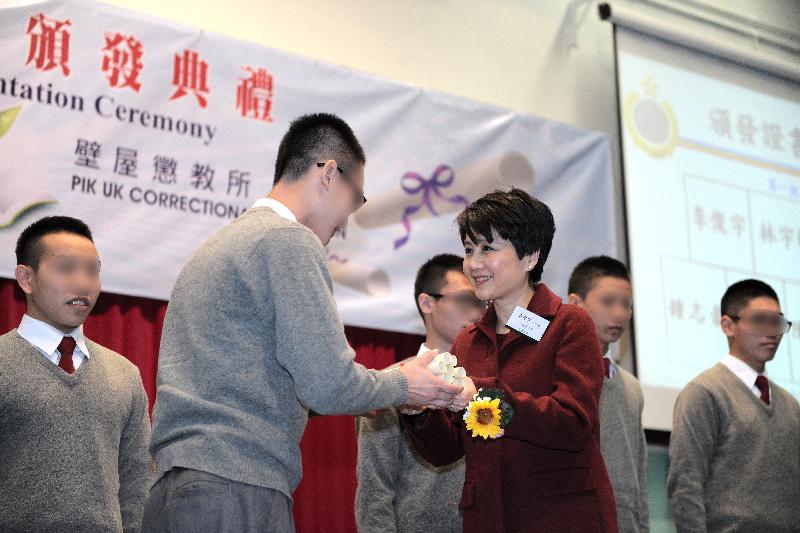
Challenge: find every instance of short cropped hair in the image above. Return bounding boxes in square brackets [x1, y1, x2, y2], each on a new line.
[273, 113, 365, 185]
[568, 255, 630, 299]
[414, 254, 464, 320]
[15, 216, 94, 269]
[721, 279, 779, 317]
[457, 188, 555, 287]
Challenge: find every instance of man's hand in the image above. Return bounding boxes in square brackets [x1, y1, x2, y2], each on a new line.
[398, 405, 426, 416]
[399, 350, 463, 409]
[359, 409, 387, 418]
[449, 376, 478, 411]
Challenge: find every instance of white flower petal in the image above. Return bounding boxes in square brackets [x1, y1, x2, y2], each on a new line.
[425, 354, 446, 375]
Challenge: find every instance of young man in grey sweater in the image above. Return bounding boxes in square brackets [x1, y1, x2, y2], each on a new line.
[569, 256, 649, 533]
[1, 216, 152, 532]
[668, 279, 800, 532]
[356, 253, 485, 532]
[144, 113, 462, 532]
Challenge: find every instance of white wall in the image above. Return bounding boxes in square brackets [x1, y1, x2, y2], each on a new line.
[13, 0, 796, 362]
[92, 0, 798, 365]
[91, 0, 795, 250]
[88, 0, 798, 129]
[8, 0, 796, 240]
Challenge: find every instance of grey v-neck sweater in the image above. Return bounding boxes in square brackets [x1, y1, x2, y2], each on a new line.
[599, 366, 649, 533]
[149, 206, 407, 499]
[668, 363, 800, 532]
[0, 330, 152, 532]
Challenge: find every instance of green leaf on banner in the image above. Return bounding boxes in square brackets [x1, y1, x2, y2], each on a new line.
[0, 106, 22, 139]
[0, 200, 57, 230]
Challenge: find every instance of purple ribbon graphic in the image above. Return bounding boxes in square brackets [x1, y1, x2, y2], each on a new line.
[327, 254, 348, 264]
[393, 165, 469, 249]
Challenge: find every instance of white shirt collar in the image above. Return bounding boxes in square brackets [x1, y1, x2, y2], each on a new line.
[722, 353, 766, 394]
[381, 344, 431, 372]
[603, 353, 618, 379]
[17, 314, 89, 359]
[252, 197, 297, 222]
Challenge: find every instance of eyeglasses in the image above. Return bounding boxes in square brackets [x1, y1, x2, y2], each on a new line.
[729, 312, 793, 335]
[316, 162, 367, 208]
[428, 292, 488, 311]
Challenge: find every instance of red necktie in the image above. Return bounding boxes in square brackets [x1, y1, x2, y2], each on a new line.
[58, 336, 76, 374]
[755, 375, 770, 405]
[603, 358, 611, 379]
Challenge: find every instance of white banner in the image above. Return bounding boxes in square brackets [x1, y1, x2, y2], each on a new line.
[0, 0, 615, 334]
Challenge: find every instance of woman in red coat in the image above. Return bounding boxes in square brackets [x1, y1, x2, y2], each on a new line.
[402, 189, 618, 532]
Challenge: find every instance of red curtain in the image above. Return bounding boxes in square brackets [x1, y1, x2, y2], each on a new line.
[0, 277, 423, 532]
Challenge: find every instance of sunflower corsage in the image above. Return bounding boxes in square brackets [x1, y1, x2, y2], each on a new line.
[463, 388, 514, 440]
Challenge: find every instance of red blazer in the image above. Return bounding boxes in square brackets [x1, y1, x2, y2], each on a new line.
[403, 283, 618, 533]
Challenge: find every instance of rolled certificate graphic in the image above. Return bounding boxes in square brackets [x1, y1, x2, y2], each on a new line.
[328, 259, 391, 298]
[354, 150, 535, 230]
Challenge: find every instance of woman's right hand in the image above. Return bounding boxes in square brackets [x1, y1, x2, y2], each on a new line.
[449, 376, 478, 411]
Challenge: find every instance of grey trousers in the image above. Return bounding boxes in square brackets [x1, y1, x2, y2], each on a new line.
[142, 468, 295, 533]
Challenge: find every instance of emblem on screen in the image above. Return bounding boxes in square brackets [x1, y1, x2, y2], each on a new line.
[623, 76, 679, 159]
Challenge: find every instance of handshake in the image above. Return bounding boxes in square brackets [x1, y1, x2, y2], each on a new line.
[398, 349, 476, 414]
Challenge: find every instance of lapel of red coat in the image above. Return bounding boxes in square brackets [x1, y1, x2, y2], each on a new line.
[474, 283, 562, 353]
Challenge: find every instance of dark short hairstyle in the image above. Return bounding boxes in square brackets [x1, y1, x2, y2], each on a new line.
[568, 255, 630, 299]
[414, 253, 464, 320]
[457, 188, 555, 286]
[721, 279, 779, 317]
[15, 216, 94, 270]
[273, 113, 366, 185]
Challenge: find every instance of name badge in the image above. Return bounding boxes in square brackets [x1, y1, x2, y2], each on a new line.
[506, 306, 550, 342]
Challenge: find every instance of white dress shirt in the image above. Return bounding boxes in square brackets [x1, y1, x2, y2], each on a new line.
[17, 314, 90, 369]
[603, 354, 619, 379]
[721, 353, 769, 399]
[252, 197, 298, 222]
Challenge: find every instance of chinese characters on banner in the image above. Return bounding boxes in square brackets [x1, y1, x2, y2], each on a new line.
[26, 10, 275, 115]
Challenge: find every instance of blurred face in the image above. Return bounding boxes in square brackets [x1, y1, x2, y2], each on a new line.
[722, 296, 786, 372]
[313, 160, 366, 245]
[570, 276, 633, 351]
[420, 270, 485, 346]
[462, 229, 536, 303]
[15, 232, 101, 333]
